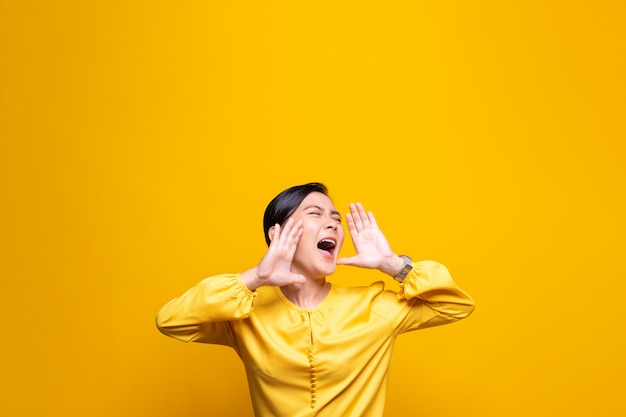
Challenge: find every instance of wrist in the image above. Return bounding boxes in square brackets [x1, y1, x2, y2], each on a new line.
[381, 254, 405, 277]
[392, 255, 413, 282]
[240, 268, 262, 291]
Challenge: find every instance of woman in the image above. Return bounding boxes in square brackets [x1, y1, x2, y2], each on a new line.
[156, 182, 475, 417]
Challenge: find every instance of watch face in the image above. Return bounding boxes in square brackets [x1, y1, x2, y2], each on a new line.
[394, 256, 413, 281]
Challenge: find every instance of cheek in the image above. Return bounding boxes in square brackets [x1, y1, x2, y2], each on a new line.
[336, 230, 346, 250]
[297, 224, 317, 246]
[301, 221, 319, 236]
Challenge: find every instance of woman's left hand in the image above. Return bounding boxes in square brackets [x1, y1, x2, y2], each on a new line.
[337, 203, 403, 276]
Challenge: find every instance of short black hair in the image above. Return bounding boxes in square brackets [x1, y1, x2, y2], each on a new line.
[263, 182, 329, 246]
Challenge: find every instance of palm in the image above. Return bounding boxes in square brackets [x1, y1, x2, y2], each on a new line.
[256, 218, 306, 286]
[338, 203, 394, 270]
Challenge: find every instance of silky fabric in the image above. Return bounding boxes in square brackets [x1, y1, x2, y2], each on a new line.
[157, 261, 475, 417]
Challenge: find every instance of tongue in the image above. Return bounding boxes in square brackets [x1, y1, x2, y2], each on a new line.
[318, 248, 332, 257]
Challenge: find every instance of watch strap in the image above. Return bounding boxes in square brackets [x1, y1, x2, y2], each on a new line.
[394, 255, 413, 282]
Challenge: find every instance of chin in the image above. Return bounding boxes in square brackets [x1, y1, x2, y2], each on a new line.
[320, 264, 337, 277]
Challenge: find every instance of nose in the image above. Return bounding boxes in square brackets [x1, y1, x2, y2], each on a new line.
[326, 221, 338, 230]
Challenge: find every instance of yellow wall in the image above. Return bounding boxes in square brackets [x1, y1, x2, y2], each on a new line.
[1, 1, 624, 416]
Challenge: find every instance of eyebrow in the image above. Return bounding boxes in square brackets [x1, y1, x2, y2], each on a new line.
[304, 205, 342, 218]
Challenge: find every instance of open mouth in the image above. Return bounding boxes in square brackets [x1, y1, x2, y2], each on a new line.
[317, 239, 336, 257]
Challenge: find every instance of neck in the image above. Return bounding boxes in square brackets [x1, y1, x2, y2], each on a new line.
[281, 278, 330, 309]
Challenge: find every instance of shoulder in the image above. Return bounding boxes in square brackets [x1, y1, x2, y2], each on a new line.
[331, 281, 393, 301]
[328, 282, 406, 329]
[255, 285, 287, 299]
[332, 281, 410, 316]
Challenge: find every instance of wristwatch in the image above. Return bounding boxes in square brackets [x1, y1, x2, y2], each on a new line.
[393, 255, 413, 282]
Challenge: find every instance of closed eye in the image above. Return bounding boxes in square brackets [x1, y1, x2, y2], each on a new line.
[303, 205, 342, 222]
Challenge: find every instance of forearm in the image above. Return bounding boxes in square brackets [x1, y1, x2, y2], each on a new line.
[240, 267, 262, 291]
[156, 274, 256, 340]
[398, 260, 475, 320]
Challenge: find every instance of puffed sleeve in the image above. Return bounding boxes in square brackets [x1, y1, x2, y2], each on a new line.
[392, 260, 475, 334]
[156, 274, 256, 346]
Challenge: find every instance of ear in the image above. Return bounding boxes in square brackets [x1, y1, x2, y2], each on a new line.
[268, 225, 276, 242]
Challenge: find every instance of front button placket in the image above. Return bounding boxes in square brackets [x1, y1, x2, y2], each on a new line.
[306, 311, 317, 409]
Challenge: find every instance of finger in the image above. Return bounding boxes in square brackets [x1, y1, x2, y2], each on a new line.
[345, 212, 357, 236]
[278, 218, 296, 244]
[336, 256, 359, 266]
[367, 210, 379, 230]
[355, 202, 371, 228]
[289, 218, 303, 238]
[286, 219, 303, 254]
[349, 203, 364, 231]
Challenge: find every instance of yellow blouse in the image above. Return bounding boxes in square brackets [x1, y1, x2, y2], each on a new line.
[156, 261, 475, 417]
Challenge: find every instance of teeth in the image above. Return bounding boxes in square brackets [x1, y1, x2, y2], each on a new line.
[318, 239, 336, 251]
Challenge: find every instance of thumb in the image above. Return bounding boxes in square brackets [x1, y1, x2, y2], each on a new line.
[288, 273, 307, 285]
[336, 256, 359, 266]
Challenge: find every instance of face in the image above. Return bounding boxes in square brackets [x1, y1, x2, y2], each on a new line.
[277, 192, 345, 279]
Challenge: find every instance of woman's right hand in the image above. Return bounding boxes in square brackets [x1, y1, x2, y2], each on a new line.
[240, 217, 306, 291]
